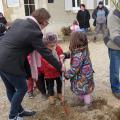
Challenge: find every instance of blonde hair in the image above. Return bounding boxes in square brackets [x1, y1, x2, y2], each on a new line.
[31, 8, 51, 25]
[69, 32, 88, 51]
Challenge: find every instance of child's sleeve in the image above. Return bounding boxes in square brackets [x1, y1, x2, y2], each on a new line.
[65, 55, 83, 79]
[29, 51, 38, 80]
[57, 44, 63, 55]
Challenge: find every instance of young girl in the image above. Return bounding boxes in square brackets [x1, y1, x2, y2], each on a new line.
[70, 20, 80, 32]
[64, 32, 94, 109]
[27, 51, 47, 99]
[70, 20, 85, 33]
[42, 32, 63, 105]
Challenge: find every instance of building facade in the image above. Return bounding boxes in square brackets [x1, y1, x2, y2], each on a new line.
[0, 0, 111, 32]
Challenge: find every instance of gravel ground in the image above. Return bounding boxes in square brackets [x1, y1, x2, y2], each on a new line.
[0, 36, 120, 120]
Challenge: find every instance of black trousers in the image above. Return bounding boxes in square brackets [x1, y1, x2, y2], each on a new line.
[46, 77, 62, 96]
[36, 73, 47, 95]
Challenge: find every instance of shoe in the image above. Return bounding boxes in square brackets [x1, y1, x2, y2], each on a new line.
[112, 92, 120, 99]
[16, 117, 23, 120]
[8, 118, 16, 120]
[56, 94, 62, 100]
[80, 104, 92, 112]
[19, 110, 36, 117]
[49, 96, 55, 105]
[28, 92, 34, 99]
[8, 116, 23, 120]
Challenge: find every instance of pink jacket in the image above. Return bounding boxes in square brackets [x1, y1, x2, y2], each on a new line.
[70, 25, 80, 32]
[28, 51, 41, 80]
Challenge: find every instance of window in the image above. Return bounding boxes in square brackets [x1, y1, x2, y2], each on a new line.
[72, 0, 81, 7]
[72, 0, 82, 11]
[24, 0, 35, 16]
[104, 0, 108, 6]
[48, 0, 54, 3]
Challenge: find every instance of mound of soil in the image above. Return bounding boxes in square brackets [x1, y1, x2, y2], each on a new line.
[29, 97, 120, 120]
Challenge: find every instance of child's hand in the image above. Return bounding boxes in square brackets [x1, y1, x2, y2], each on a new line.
[61, 63, 66, 72]
[64, 73, 69, 80]
[60, 54, 65, 63]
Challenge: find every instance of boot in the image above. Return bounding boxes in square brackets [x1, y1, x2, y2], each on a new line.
[49, 96, 55, 105]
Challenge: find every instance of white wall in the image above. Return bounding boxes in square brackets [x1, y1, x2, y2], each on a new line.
[0, 1, 4, 14]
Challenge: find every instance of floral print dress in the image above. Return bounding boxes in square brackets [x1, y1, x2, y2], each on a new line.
[65, 48, 94, 96]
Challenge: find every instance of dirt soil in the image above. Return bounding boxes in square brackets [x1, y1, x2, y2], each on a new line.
[0, 34, 120, 120]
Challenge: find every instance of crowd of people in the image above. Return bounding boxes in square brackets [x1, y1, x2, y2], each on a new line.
[0, 1, 119, 120]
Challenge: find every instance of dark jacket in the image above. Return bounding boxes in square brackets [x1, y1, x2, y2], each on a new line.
[77, 9, 90, 29]
[92, 6, 109, 26]
[0, 13, 7, 35]
[24, 57, 31, 79]
[0, 18, 62, 76]
[0, 12, 7, 25]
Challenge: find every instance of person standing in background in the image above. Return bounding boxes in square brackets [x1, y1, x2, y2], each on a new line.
[92, 1, 109, 42]
[76, 4, 90, 32]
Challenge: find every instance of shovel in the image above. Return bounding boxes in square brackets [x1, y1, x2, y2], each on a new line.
[60, 60, 70, 115]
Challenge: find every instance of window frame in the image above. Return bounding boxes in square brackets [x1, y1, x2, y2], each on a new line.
[48, 0, 54, 3]
[104, 0, 109, 7]
[72, 0, 83, 11]
[24, 0, 35, 16]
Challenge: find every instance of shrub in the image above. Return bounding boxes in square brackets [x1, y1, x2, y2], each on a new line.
[61, 26, 71, 36]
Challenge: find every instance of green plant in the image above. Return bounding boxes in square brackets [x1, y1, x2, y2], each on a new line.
[61, 26, 71, 36]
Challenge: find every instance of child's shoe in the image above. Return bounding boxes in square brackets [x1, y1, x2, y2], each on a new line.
[49, 96, 55, 105]
[81, 104, 92, 112]
[56, 94, 62, 100]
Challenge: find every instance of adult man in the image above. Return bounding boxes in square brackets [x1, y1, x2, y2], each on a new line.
[0, 8, 62, 120]
[104, 2, 120, 99]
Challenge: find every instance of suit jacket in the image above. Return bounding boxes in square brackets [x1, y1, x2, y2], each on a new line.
[0, 18, 62, 75]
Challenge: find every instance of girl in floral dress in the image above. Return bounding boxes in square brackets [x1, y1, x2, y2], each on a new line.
[65, 32, 94, 109]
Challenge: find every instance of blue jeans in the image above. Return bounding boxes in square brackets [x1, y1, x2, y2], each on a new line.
[81, 28, 88, 32]
[0, 70, 27, 119]
[108, 48, 120, 93]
